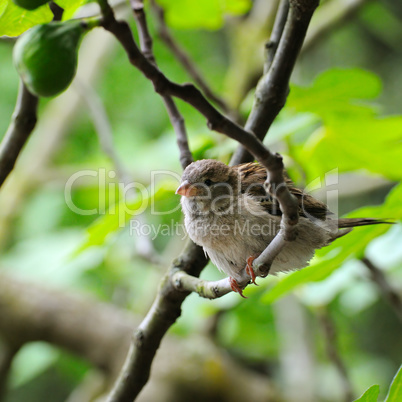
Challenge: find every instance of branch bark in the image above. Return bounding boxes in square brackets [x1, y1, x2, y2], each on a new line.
[317, 309, 354, 402]
[149, 0, 233, 116]
[0, 272, 135, 376]
[0, 271, 277, 402]
[107, 241, 208, 401]
[130, 0, 193, 169]
[264, 0, 289, 74]
[231, 0, 318, 164]
[0, 83, 38, 188]
[171, 270, 233, 299]
[361, 257, 402, 324]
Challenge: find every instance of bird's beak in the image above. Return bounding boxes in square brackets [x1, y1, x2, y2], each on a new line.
[176, 180, 198, 197]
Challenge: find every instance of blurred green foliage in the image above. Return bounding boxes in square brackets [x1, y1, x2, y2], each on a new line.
[0, 0, 401, 401]
[157, 0, 251, 30]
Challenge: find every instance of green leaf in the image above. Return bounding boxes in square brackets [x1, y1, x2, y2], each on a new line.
[0, 0, 52, 37]
[261, 252, 346, 304]
[156, 0, 251, 30]
[10, 342, 58, 387]
[385, 365, 402, 402]
[0, 0, 88, 37]
[261, 183, 402, 304]
[353, 384, 380, 402]
[300, 116, 402, 181]
[288, 68, 381, 120]
[286, 69, 402, 181]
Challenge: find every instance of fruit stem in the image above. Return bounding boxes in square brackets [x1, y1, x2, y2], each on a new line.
[82, 17, 102, 31]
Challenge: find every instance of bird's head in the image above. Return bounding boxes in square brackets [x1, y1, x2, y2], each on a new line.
[176, 159, 239, 214]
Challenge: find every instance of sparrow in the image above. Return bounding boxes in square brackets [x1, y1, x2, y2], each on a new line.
[176, 159, 389, 297]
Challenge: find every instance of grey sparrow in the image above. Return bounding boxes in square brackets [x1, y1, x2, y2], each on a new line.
[176, 159, 389, 297]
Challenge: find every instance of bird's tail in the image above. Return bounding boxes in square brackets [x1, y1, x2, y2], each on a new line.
[337, 218, 394, 228]
[334, 218, 394, 239]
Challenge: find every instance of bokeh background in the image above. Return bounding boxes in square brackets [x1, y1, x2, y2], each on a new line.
[0, 0, 401, 401]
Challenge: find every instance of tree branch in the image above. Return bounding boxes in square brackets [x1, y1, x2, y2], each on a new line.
[0, 272, 135, 376]
[171, 269, 233, 299]
[149, 0, 232, 116]
[107, 241, 208, 401]
[130, 0, 193, 169]
[317, 309, 354, 402]
[0, 82, 38, 188]
[231, 0, 318, 164]
[361, 257, 402, 324]
[264, 0, 289, 74]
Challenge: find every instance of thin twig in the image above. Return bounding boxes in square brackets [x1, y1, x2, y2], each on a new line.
[361, 257, 402, 324]
[172, 270, 233, 299]
[49, 1, 64, 20]
[231, 0, 318, 165]
[149, 0, 232, 116]
[0, 82, 38, 188]
[130, 0, 193, 169]
[264, 0, 289, 74]
[317, 309, 355, 402]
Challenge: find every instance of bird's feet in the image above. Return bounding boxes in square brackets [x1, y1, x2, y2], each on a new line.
[229, 277, 247, 298]
[229, 256, 260, 298]
[246, 255, 258, 286]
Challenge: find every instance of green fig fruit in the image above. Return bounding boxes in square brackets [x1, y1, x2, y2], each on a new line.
[12, 0, 50, 11]
[13, 21, 88, 97]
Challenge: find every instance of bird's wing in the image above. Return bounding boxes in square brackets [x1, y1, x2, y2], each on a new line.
[235, 162, 331, 220]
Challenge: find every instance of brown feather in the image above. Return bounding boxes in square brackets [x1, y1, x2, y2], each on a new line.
[234, 162, 330, 220]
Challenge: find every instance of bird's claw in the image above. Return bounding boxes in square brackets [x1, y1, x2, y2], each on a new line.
[246, 256, 258, 286]
[229, 277, 247, 298]
[230, 256, 260, 298]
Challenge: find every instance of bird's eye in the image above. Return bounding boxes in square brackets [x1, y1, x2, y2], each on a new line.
[204, 179, 213, 186]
